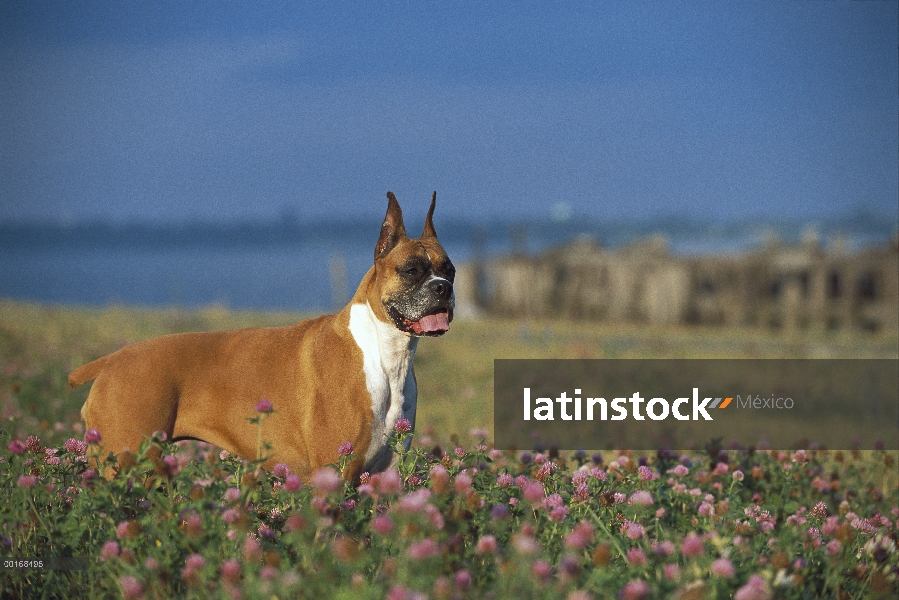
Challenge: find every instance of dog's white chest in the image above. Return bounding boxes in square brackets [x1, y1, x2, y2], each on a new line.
[348, 303, 418, 468]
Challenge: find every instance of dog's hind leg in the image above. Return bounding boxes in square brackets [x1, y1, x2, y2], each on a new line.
[81, 371, 178, 477]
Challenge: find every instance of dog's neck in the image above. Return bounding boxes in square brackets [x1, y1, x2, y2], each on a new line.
[347, 301, 418, 466]
[350, 300, 418, 377]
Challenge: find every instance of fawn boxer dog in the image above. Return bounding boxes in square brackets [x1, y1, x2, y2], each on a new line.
[69, 192, 454, 480]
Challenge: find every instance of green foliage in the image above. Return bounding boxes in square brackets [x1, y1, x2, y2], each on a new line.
[1, 426, 897, 599]
[1, 300, 897, 598]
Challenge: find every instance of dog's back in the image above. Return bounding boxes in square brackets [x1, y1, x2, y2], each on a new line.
[71, 318, 332, 453]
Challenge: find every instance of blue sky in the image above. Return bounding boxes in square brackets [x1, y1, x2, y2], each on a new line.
[1, 1, 897, 225]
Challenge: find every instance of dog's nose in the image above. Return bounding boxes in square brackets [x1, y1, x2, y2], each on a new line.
[429, 279, 451, 300]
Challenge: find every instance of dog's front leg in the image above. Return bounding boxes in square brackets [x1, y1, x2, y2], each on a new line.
[400, 371, 417, 453]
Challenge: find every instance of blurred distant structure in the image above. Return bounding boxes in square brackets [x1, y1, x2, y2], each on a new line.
[329, 254, 350, 310]
[455, 230, 899, 333]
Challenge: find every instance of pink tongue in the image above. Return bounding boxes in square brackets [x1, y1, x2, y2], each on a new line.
[417, 312, 450, 333]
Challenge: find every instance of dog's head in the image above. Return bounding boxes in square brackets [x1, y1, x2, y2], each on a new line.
[372, 191, 454, 336]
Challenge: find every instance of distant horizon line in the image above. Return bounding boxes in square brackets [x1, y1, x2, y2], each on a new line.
[0, 205, 896, 230]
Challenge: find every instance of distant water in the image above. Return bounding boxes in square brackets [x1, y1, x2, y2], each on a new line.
[1, 216, 894, 311]
[2, 243, 362, 311]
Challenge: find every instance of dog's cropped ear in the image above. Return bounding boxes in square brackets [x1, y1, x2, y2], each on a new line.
[375, 192, 407, 259]
[422, 191, 437, 239]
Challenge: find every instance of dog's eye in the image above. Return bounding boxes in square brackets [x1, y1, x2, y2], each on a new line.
[442, 262, 456, 282]
[400, 265, 424, 279]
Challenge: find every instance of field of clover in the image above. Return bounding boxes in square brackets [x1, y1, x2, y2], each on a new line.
[2, 401, 898, 600]
[1, 301, 897, 598]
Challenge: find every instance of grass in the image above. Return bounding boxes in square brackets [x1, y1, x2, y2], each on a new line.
[0, 299, 897, 598]
[2, 298, 896, 445]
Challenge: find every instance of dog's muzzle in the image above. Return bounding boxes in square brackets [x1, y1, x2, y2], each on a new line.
[387, 277, 454, 336]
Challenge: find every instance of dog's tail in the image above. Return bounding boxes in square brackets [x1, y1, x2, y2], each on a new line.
[68, 356, 108, 388]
